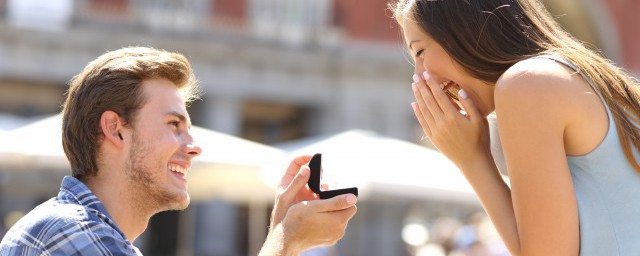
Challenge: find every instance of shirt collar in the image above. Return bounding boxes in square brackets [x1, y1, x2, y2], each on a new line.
[57, 176, 139, 251]
[58, 176, 122, 234]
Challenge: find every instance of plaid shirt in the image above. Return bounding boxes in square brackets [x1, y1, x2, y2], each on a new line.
[0, 176, 142, 255]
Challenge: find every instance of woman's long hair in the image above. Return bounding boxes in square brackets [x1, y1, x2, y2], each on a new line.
[391, 0, 640, 173]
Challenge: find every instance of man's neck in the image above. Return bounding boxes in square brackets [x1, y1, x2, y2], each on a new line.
[84, 174, 153, 242]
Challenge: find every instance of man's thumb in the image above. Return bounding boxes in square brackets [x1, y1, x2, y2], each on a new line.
[282, 166, 310, 198]
[310, 193, 358, 213]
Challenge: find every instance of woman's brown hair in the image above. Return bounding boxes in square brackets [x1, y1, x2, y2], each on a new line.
[62, 47, 199, 181]
[391, 0, 640, 172]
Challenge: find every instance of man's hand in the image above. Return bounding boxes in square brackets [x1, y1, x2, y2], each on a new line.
[269, 155, 318, 232]
[260, 155, 358, 255]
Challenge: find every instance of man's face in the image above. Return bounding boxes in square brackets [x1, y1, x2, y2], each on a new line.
[124, 78, 201, 212]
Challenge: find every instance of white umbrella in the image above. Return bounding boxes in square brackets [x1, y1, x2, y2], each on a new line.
[0, 114, 69, 169]
[0, 114, 286, 202]
[0, 113, 39, 131]
[188, 126, 285, 202]
[271, 130, 480, 205]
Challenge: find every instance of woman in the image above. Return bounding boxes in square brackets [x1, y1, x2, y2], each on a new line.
[390, 0, 640, 255]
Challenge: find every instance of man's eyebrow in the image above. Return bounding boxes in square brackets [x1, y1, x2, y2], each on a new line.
[166, 111, 191, 128]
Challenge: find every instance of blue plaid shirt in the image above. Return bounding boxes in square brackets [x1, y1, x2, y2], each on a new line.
[0, 176, 142, 255]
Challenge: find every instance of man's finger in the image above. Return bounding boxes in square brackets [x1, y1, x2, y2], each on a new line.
[308, 194, 358, 213]
[280, 155, 312, 188]
[282, 166, 311, 199]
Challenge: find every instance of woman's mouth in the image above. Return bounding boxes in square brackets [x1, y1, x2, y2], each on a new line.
[439, 81, 461, 101]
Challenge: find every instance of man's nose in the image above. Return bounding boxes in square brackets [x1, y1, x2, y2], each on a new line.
[182, 132, 202, 158]
[183, 142, 202, 159]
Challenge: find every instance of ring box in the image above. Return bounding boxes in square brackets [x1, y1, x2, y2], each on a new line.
[307, 153, 359, 199]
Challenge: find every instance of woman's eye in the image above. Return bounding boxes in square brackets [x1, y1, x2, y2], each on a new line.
[415, 49, 424, 58]
[169, 121, 180, 127]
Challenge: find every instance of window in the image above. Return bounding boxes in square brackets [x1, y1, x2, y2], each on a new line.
[249, 0, 334, 45]
[242, 100, 309, 144]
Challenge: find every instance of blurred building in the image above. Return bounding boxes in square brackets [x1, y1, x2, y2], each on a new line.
[1, 0, 639, 140]
[0, 0, 638, 255]
[0, 0, 413, 143]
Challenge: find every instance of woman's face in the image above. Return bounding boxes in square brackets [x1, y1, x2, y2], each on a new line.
[401, 19, 496, 116]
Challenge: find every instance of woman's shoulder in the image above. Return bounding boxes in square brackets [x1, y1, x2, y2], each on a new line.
[497, 57, 580, 92]
[495, 57, 589, 111]
[494, 56, 596, 129]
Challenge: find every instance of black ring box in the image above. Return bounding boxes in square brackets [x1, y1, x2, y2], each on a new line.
[307, 153, 359, 199]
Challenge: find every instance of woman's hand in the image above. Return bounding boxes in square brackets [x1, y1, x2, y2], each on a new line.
[411, 71, 491, 166]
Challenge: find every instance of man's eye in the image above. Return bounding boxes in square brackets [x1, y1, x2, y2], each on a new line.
[169, 121, 180, 127]
[415, 49, 424, 58]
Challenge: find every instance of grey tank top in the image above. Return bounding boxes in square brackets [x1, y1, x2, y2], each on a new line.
[489, 55, 640, 255]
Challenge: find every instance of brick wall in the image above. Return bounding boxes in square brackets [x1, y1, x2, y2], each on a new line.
[212, 0, 246, 22]
[333, 0, 401, 43]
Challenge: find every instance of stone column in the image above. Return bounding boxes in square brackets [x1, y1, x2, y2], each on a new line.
[203, 97, 243, 136]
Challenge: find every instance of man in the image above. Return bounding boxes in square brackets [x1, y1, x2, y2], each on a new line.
[0, 47, 357, 255]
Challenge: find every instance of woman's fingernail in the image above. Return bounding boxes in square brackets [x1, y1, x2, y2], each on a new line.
[412, 83, 417, 92]
[459, 89, 468, 99]
[411, 102, 417, 111]
[422, 71, 430, 81]
[300, 167, 308, 177]
[412, 74, 421, 83]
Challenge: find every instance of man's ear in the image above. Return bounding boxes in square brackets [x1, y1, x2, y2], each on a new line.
[100, 111, 125, 148]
